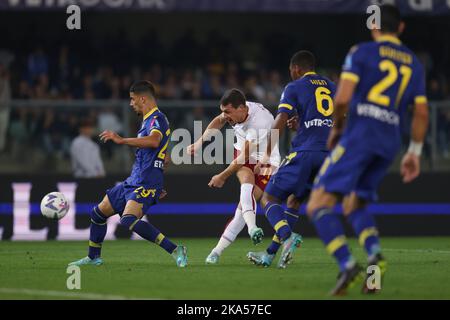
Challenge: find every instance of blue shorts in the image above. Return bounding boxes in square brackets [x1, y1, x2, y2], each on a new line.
[106, 181, 162, 215]
[313, 138, 394, 202]
[265, 151, 328, 201]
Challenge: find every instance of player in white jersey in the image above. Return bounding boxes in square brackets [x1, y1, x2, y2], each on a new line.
[187, 88, 281, 264]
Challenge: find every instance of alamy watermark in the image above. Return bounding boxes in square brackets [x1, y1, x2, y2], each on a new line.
[366, 5, 381, 30]
[66, 265, 81, 290]
[366, 265, 382, 290]
[169, 122, 280, 166]
[66, 5, 81, 30]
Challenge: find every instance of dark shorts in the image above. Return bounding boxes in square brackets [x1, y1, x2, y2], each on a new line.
[106, 181, 162, 215]
[313, 137, 394, 202]
[265, 150, 328, 201]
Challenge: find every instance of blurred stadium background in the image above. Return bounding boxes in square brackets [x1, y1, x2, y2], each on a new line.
[0, 0, 449, 241]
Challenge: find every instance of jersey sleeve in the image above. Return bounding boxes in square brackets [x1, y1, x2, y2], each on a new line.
[277, 83, 297, 117]
[411, 62, 428, 105]
[147, 116, 164, 138]
[341, 45, 364, 84]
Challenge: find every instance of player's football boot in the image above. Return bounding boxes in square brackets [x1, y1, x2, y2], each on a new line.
[68, 256, 103, 266]
[249, 227, 264, 245]
[205, 251, 220, 264]
[329, 263, 364, 296]
[247, 251, 275, 267]
[362, 253, 387, 294]
[277, 232, 303, 269]
[172, 245, 188, 268]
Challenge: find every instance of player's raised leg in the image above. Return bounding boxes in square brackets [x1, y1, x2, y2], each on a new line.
[306, 188, 362, 295]
[68, 195, 115, 266]
[120, 199, 187, 267]
[237, 167, 264, 244]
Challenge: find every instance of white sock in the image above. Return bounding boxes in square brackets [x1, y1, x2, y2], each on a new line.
[240, 183, 257, 234]
[213, 206, 246, 255]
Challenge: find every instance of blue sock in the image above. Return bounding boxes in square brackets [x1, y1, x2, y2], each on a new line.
[88, 206, 107, 259]
[347, 208, 381, 257]
[312, 207, 354, 272]
[264, 202, 291, 242]
[120, 215, 177, 254]
[267, 207, 299, 255]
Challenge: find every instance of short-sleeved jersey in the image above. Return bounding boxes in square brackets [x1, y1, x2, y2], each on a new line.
[278, 72, 336, 152]
[232, 101, 281, 167]
[340, 35, 427, 157]
[126, 107, 170, 188]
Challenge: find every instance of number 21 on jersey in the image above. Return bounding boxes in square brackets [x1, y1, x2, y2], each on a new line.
[368, 60, 412, 108]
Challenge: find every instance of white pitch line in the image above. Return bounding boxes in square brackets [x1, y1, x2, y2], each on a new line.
[0, 288, 160, 300]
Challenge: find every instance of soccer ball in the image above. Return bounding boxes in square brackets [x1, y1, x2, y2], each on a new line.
[40, 192, 70, 220]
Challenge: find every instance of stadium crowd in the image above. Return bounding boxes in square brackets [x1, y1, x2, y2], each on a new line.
[1, 29, 449, 171]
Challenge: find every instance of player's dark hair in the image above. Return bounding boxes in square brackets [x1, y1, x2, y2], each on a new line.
[380, 4, 402, 33]
[130, 80, 156, 98]
[220, 88, 246, 108]
[290, 50, 316, 71]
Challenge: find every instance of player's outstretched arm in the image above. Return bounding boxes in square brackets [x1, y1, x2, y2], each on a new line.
[401, 101, 429, 183]
[187, 114, 227, 155]
[328, 78, 357, 150]
[99, 130, 162, 149]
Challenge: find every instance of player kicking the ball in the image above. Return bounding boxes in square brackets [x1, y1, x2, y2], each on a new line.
[68, 81, 188, 268]
[306, 5, 428, 295]
[187, 89, 281, 264]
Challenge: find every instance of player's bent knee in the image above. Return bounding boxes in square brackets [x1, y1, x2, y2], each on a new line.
[123, 200, 144, 218]
[237, 167, 255, 185]
[342, 193, 367, 216]
[287, 195, 302, 211]
[98, 195, 115, 218]
[306, 201, 317, 218]
[260, 192, 279, 209]
[260, 193, 269, 208]
[253, 185, 264, 202]
[306, 188, 336, 218]
[306, 190, 321, 216]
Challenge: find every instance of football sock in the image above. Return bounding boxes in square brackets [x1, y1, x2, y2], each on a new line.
[240, 183, 257, 233]
[264, 202, 291, 241]
[267, 207, 300, 255]
[88, 206, 107, 259]
[120, 214, 177, 254]
[213, 206, 246, 255]
[311, 207, 354, 272]
[347, 208, 381, 259]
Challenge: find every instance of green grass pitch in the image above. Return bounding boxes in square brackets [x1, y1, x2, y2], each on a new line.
[1, 237, 450, 299]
